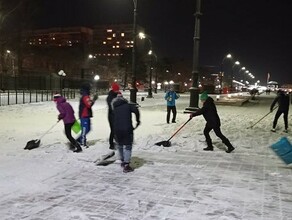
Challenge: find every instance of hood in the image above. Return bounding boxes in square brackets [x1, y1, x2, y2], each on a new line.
[55, 96, 66, 104]
[112, 96, 128, 109]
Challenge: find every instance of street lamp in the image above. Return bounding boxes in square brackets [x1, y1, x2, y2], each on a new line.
[58, 70, 66, 95]
[231, 61, 240, 91]
[139, 32, 153, 98]
[94, 74, 100, 92]
[220, 53, 232, 93]
[130, 0, 138, 103]
[186, 0, 202, 112]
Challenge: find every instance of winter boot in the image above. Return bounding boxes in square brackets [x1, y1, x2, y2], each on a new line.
[203, 146, 213, 151]
[204, 139, 213, 151]
[123, 163, 134, 173]
[73, 142, 83, 153]
[226, 146, 235, 153]
[223, 139, 235, 153]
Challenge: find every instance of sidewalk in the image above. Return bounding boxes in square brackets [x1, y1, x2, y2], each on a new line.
[0, 91, 291, 220]
[1, 148, 291, 220]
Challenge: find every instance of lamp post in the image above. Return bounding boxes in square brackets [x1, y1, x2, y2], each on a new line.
[186, 0, 202, 112]
[231, 61, 240, 91]
[139, 32, 158, 98]
[94, 74, 100, 92]
[220, 53, 232, 93]
[130, 0, 138, 103]
[58, 70, 66, 96]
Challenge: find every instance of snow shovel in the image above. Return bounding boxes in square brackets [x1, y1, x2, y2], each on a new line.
[247, 105, 278, 129]
[24, 121, 60, 150]
[155, 117, 192, 147]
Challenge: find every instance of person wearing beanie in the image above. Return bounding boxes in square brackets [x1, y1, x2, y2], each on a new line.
[77, 83, 98, 148]
[270, 89, 289, 133]
[106, 82, 120, 150]
[164, 86, 180, 123]
[53, 94, 82, 153]
[111, 94, 140, 173]
[190, 91, 235, 153]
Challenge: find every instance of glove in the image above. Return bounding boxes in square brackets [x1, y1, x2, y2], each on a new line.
[189, 113, 194, 119]
[135, 121, 141, 129]
[58, 114, 63, 121]
[93, 94, 98, 101]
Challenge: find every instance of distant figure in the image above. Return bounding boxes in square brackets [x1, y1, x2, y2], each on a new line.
[164, 86, 180, 123]
[77, 83, 98, 148]
[190, 91, 235, 153]
[112, 93, 140, 173]
[266, 89, 271, 95]
[270, 90, 289, 133]
[53, 94, 82, 153]
[106, 82, 120, 150]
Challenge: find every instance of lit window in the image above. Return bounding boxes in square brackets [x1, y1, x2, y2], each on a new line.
[116, 41, 120, 44]
[113, 46, 116, 48]
[38, 38, 42, 41]
[113, 33, 116, 37]
[103, 41, 106, 44]
[121, 33, 125, 37]
[52, 37, 55, 40]
[107, 29, 112, 32]
[107, 37, 112, 40]
[116, 45, 120, 48]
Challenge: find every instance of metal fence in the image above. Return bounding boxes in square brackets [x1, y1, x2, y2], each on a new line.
[0, 88, 108, 106]
[0, 89, 79, 106]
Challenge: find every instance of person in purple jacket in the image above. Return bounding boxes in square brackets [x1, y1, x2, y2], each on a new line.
[53, 94, 82, 153]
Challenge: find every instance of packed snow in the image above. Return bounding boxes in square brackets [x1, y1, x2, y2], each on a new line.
[0, 91, 291, 220]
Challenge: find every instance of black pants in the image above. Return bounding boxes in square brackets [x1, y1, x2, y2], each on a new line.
[166, 106, 177, 123]
[204, 125, 233, 149]
[65, 123, 78, 146]
[108, 113, 115, 147]
[273, 110, 288, 130]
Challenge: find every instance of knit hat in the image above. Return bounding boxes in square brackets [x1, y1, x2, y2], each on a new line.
[53, 94, 61, 101]
[200, 91, 208, 101]
[111, 82, 120, 92]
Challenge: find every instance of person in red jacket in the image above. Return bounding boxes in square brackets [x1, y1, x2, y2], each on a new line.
[77, 83, 98, 148]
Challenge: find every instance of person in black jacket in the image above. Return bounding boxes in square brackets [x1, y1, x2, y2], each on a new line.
[270, 90, 290, 133]
[106, 82, 120, 150]
[112, 93, 140, 173]
[190, 91, 235, 153]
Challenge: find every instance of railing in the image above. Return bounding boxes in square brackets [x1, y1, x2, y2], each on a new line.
[0, 89, 78, 106]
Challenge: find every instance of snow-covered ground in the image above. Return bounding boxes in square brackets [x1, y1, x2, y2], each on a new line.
[0, 91, 291, 220]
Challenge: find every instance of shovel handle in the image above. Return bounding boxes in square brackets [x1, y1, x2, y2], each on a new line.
[167, 117, 192, 142]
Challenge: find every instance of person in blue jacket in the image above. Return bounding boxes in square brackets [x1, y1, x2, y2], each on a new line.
[164, 86, 180, 123]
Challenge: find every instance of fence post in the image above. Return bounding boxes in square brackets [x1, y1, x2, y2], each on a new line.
[8, 90, 10, 105]
[23, 90, 25, 104]
[16, 90, 18, 104]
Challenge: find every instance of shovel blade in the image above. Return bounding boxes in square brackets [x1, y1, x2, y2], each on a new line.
[24, 139, 41, 150]
[155, 140, 171, 147]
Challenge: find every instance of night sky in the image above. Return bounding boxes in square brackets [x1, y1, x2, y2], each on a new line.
[35, 0, 291, 85]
